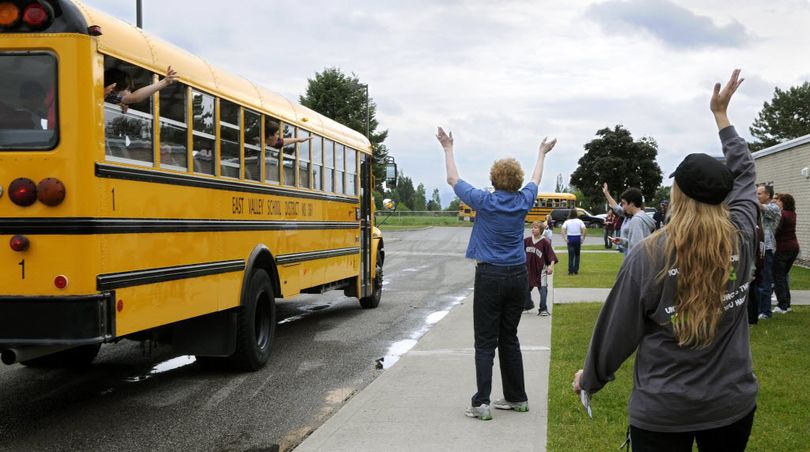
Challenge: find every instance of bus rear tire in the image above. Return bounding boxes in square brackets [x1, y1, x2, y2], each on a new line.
[359, 254, 383, 309]
[20, 343, 101, 368]
[230, 269, 275, 371]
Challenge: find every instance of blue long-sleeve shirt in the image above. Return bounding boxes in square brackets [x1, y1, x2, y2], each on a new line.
[453, 179, 537, 266]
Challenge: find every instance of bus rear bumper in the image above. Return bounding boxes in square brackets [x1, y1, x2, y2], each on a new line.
[0, 293, 115, 348]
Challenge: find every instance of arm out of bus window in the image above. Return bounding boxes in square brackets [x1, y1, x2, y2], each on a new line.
[530, 137, 556, 186]
[282, 136, 314, 146]
[121, 66, 179, 105]
[437, 127, 459, 187]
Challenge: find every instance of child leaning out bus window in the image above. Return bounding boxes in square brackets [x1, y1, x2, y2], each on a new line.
[104, 65, 178, 114]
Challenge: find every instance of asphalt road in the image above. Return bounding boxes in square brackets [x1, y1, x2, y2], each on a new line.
[0, 227, 478, 452]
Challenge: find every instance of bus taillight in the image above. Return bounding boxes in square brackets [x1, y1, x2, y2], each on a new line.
[8, 178, 37, 206]
[9, 235, 29, 252]
[54, 275, 68, 289]
[22, 2, 52, 29]
[37, 178, 66, 206]
[0, 2, 21, 28]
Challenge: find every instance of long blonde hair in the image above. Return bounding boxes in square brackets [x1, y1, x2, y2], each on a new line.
[653, 182, 738, 348]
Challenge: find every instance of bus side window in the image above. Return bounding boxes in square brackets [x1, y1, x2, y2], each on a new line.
[244, 109, 261, 181]
[346, 148, 357, 195]
[323, 139, 334, 192]
[158, 82, 188, 170]
[191, 90, 215, 176]
[103, 58, 153, 164]
[219, 100, 240, 178]
[298, 128, 311, 188]
[264, 115, 281, 184]
[282, 123, 296, 186]
[335, 143, 345, 194]
[311, 134, 323, 191]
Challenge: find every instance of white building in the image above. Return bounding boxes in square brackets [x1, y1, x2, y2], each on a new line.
[752, 134, 810, 266]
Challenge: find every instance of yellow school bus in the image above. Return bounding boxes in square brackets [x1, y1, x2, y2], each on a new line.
[0, 0, 396, 370]
[456, 193, 575, 223]
[525, 192, 577, 223]
[457, 201, 475, 222]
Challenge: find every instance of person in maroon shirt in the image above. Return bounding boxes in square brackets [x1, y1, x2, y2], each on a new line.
[525, 221, 558, 316]
[773, 193, 800, 313]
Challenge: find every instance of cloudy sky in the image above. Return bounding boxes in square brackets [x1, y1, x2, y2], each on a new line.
[83, 0, 810, 207]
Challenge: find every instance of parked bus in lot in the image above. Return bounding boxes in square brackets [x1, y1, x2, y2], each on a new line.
[457, 192, 576, 224]
[525, 192, 577, 224]
[0, 0, 396, 370]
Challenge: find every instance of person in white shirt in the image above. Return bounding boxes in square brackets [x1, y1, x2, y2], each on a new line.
[562, 209, 587, 275]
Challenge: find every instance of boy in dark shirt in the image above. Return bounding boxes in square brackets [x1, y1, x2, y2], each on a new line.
[525, 221, 557, 316]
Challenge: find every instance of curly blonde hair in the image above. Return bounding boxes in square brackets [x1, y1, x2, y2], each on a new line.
[490, 158, 524, 192]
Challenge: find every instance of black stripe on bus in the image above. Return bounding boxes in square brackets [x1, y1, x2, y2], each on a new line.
[96, 163, 359, 204]
[0, 218, 358, 235]
[276, 247, 361, 265]
[97, 260, 246, 291]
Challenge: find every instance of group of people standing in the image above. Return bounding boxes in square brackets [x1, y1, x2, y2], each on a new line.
[751, 185, 800, 322]
[440, 69, 767, 451]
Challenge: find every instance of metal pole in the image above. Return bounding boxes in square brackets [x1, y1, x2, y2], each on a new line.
[364, 84, 370, 139]
[136, 0, 143, 28]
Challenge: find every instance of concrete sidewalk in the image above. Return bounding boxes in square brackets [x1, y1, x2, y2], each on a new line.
[296, 291, 554, 452]
[296, 288, 810, 451]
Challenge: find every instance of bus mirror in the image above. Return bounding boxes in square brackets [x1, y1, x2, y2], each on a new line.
[384, 157, 397, 188]
[382, 198, 395, 210]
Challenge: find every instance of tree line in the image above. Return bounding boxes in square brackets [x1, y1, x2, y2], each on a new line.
[301, 67, 810, 213]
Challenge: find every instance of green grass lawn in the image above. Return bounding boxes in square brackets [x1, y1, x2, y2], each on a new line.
[789, 264, 810, 290]
[553, 244, 612, 251]
[552, 252, 624, 288]
[376, 216, 472, 229]
[547, 303, 810, 451]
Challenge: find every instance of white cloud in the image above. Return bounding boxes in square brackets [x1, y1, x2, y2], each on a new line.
[82, 0, 810, 208]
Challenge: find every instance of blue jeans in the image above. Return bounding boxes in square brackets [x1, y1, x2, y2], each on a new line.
[773, 250, 798, 310]
[529, 285, 549, 312]
[604, 227, 614, 248]
[567, 236, 582, 274]
[757, 250, 775, 316]
[471, 263, 528, 406]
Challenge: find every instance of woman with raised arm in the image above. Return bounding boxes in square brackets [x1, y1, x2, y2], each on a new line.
[437, 127, 555, 421]
[573, 69, 758, 451]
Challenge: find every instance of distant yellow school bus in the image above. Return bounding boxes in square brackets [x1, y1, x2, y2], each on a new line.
[456, 193, 575, 223]
[525, 192, 577, 223]
[457, 201, 475, 222]
[0, 0, 396, 370]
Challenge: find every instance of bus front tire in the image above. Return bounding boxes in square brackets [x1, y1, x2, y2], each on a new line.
[230, 269, 276, 371]
[359, 255, 383, 309]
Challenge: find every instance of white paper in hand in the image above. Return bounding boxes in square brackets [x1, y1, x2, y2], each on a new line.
[580, 390, 593, 418]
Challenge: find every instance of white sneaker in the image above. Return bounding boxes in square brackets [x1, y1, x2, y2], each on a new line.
[758, 313, 771, 320]
[773, 306, 791, 314]
[465, 403, 492, 420]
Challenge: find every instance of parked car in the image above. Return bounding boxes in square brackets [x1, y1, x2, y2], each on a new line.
[549, 208, 604, 228]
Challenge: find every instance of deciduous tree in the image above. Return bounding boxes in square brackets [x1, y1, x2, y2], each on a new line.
[570, 125, 662, 208]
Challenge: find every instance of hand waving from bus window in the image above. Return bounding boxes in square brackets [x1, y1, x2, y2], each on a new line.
[104, 65, 179, 114]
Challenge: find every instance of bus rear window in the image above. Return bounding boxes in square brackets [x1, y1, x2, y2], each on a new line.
[0, 53, 58, 150]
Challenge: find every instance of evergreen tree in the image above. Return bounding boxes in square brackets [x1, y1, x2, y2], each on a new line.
[749, 81, 810, 151]
[414, 183, 427, 211]
[428, 188, 442, 211]
[300, 67, 389, 191]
